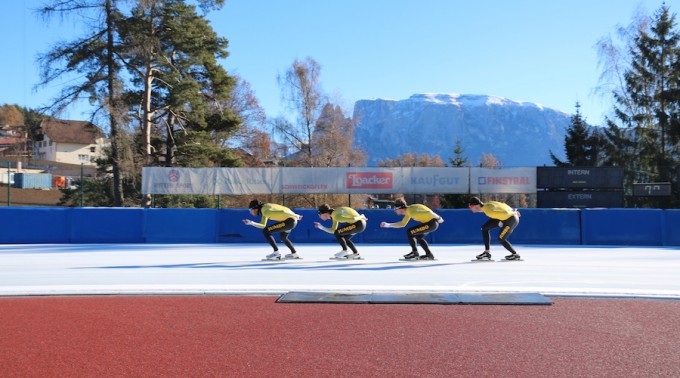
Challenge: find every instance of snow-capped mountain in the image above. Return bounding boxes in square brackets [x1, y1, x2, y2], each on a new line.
[352, 93, 571, 167]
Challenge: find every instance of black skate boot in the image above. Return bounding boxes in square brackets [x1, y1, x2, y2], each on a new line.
[476, 251, 492, 260]
[505, 253, 521, 260]
[403, 251, 420, 260]
[419, 254, 436, 261]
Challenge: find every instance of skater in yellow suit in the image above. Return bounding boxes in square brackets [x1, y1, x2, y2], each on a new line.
[243, 199, 303, 260]
[468, 196, 521, 261]
[380, 198, 444, 260]
[314, 204, 367, 260]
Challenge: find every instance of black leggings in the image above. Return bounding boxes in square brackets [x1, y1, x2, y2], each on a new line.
[406, 218, 439, 255]
[263, 218, 297, 253]
[481, 214, 519, 254]
[334, 220, 366, 254]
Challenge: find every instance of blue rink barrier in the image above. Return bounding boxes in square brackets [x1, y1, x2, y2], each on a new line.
[70, 208, 145, 243]
[663, 210, 680, 246]
[581, 208, 664, 246]
[0, 207, 677, 246]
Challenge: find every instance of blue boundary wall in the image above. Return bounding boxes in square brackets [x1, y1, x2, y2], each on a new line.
[580, 208, 672, 246]
[0, 207, 678, 246]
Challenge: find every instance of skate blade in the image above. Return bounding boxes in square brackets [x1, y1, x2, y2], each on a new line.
[329, 257, 364, 260]
[500, 258, 523, 262]
[398, 258, 437, 262]
[471, 259, 495, 262]
[261, 258, 303, 261]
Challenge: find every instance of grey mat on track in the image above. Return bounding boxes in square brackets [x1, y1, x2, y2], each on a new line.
[277, 292, 553, 305]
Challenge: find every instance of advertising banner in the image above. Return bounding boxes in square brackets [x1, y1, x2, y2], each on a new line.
[401, 167, 468, 193]
[142, 167, 536, 195]
[343, 168, 402, 193]
[215, 168, 281, 194]
[142, 167, 216, 195]
[470, 167, 537, 194]
[281, 167, 344, 194]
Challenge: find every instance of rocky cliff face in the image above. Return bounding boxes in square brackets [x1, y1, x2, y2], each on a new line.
[352, 93, 570, 167]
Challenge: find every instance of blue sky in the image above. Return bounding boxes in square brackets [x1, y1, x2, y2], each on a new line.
[1, 0, 671, 127]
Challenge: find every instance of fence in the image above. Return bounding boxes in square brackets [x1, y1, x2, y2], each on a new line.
[1, 207, 677, 246]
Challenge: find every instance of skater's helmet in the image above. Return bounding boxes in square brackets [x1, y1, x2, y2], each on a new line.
[248, 199, 263, 210]
[318, 204, 333, 214]
[393, 198, 408, 209]
[468, 197, 483, 207]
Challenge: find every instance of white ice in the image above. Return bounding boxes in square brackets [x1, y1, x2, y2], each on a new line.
[1, 244, 679, 298]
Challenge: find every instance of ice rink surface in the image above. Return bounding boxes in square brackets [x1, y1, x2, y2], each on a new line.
[1, 243, 679, 299]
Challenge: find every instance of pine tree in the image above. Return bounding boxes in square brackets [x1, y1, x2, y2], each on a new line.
[441, 138, 470, 208]
[449, 138, 468, 167]
[38, 0, 241, 207]
[37, 0, 127, 206]
[119, 0, 238, 169]
[551, 102, 599, 166]
[624, 6, 680, 181]
[601, 5, 680, 207]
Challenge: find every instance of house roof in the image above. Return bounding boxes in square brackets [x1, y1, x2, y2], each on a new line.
[39, 119, 104, 144]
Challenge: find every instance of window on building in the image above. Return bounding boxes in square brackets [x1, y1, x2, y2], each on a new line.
[90, 146, 96, 153]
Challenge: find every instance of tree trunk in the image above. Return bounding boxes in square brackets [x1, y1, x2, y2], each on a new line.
[106, 0, 124, 207]
[165, 113, 176, 166]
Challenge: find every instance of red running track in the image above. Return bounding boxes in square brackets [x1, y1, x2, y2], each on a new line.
[1, 296, 679, 377]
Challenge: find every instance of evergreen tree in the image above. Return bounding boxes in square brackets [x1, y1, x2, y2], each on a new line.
[38, 0, 242, 208]
[602, 5, 680, 207]
[551, 102, 600, 166]
[449, 138, 468, 167]
[37, 0, 127, 206]
[119, 0, 238, 169]
[441, 138, 470, 208]
[625, 6, 680, 180]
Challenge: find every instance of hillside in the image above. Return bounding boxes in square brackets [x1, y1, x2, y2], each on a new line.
[353, 93, 571, 166]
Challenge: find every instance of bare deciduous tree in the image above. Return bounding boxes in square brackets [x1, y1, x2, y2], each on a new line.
[276, 57, 326, 166]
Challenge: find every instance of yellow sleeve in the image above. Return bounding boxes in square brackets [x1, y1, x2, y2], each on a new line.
[250, 215, 268, 229]
[390, 214, 412, 228]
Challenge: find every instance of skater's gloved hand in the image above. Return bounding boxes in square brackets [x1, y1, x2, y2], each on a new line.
[380, 222, 391, 228]
[313, 222, 321, 228]
[296, 214, 303, 220]
[437, 217, 444, 223]
[243, 219, 254, 226]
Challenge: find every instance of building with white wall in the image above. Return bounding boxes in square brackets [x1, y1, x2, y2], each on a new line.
[32, 119, 108, 166]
